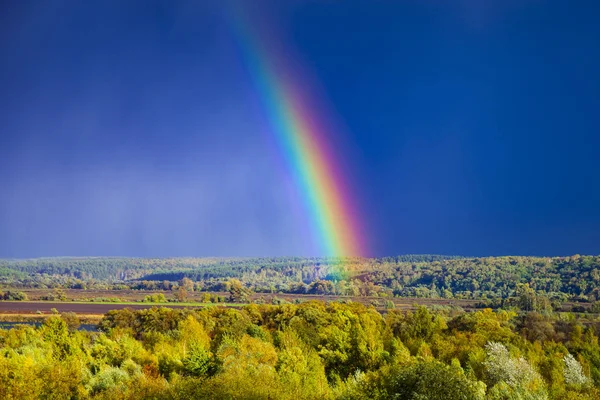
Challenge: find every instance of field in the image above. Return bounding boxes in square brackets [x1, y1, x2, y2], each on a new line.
[0, 288, 591, 317]
[0, 287, 484, 318]
[1, 255, 599, 320]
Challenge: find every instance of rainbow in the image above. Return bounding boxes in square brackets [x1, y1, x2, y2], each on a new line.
[228, 7, 366, 260]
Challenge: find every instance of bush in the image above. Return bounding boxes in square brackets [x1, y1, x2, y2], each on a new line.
[60, 312, 81, 332]
[1, 291, 28, 301]
[143, 293, 167, 303]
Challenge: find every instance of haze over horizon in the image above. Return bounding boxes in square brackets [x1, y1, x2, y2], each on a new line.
[1, 0, 599, 258]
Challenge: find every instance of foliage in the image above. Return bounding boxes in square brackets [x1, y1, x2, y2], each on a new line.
[143, 293, 167, 303]
[228, 278, 252, 303]
[2, 255, 600, 308]
[564, 353, 590, 387]
[341, 360, 486, 400]
[2, 302, 600, 399]
[1, 290, 28, 301]
[484, 342, 548, 398]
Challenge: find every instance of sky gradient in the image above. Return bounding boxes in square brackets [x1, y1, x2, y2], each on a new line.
[1, 0, 599, 258]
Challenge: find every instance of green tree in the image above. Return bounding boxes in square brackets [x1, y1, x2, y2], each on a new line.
[345, 361, 485, 400]
[228, 279, 252, 303]
[176, 286, 189, 302]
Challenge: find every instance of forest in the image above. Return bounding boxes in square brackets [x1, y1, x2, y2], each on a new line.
[1, 255, 599, 302]
[2, 301, 600, 399]
[2, 256, 600, 398]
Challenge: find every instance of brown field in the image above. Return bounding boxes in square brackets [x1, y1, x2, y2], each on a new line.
[0, 289, 589, 315]
[0, 288, 485, 315]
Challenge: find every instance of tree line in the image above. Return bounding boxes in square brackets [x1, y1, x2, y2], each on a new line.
[2, 255, 600, 303]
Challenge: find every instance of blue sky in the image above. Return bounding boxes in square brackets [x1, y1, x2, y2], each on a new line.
[1, 0, 599, 257]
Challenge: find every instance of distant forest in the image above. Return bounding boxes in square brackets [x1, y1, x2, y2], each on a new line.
[1, 255, 599, 303]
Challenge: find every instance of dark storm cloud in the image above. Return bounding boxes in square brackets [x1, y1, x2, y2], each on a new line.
[1, 0, 599, 257]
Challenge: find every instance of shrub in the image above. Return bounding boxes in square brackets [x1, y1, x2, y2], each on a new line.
[2, 291, 28, 301]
